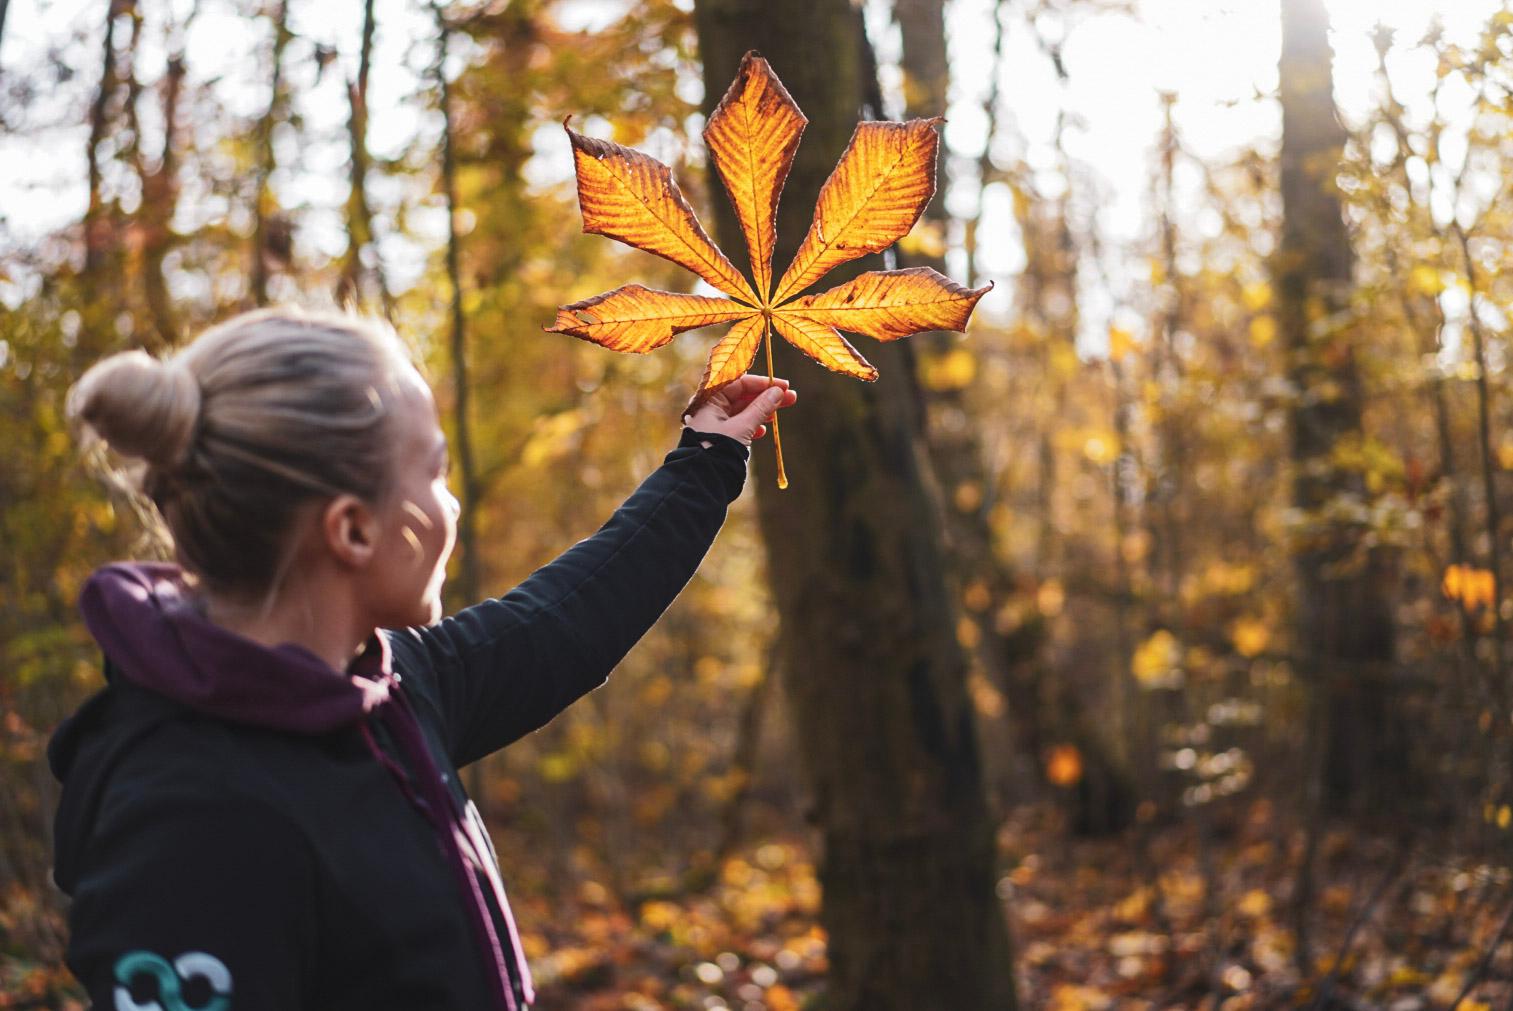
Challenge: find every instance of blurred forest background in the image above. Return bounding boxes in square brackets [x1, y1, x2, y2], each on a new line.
[8, 0, 1513, 1006]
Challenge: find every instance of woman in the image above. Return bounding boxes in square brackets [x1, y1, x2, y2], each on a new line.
[48, 306, 795, 1010]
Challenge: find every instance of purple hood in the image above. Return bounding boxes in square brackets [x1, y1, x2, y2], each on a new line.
[54, 561, 532, 1010]
[77, 561, 393, 731]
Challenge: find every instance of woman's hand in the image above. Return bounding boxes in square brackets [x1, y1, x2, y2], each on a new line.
[682, 374, 798, 447]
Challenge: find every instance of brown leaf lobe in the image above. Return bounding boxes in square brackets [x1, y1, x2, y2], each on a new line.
[784, 267, 992, 341]
[769, 312, 879, 381]
[705, 51, 807, 304]
[546, 284, 752, 353]
[771, 118, 941, 304]
[566, 125, 759, 306]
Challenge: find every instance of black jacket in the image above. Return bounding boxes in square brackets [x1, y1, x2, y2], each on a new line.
[48, 429, 747, 1010]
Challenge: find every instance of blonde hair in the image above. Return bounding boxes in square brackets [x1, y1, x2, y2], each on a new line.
[68, 307, 416, 599]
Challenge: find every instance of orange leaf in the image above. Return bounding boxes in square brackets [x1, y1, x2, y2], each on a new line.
[545, 285, 753, 353]
[565, 124, 760, 306]
[1443, 563, 1498, 611]
[1045, 744, 1084, 787]
[705, 52, 807, 303]
[781, 266, 992, 341]
[691, 314, 767, 407]
[769, 312, 878, 381]
[552, 53, 989, 488]
[771, 119, 941, 304]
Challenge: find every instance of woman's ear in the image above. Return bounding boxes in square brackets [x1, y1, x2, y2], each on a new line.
[322, 494, 379, 569]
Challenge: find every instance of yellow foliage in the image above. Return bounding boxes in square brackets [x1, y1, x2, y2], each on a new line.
[1203, 560, 1257, 596]
[694, 655, 724, 683]
[640, 676, 672, 706]
[1037, 579, 1066, 617]
[520, 409, 587, 468]
[1049, 983, 1112, 1011]
[1241, 282, 1272, 311]
[1132, 630, 1183, 689]
[899, 219, 948, 259]
[1112, 887, 1152, 922]
[1443, 564, 1497, 611]
[1387, 965, 1430, 988]
[540, 752, 577, 782]
[1050, 343, 1080, 378]
[700, 771, 746, 803]
[1249, 314, 1276, 348]
[954, 480, 984, 513]
[1121, 530, 1150, 564]
[1230, 617, 1271, 658]
[969, 672, 1005, 719]
[1142, 380, 1164, 418]
[765, 986, 801, 1011]
[638, 740, 670, 772]
[1082, 430, 1120, 466]
[963, 580, 992, 613]
[639, 900, 682, 932]
[1236, 889, 1272, 918]
[922, 347, 977, 391]
[633, 784, 677, 825]
[1107, 325, 1136, 362]
[1410, 264, 1446, 296]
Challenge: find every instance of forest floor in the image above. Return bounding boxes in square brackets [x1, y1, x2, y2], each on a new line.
[3, 799, 1512, 1009]
[517, 800, 1513, 1011]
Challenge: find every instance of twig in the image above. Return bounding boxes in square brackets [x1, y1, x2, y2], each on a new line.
[1310, 843, 1411, 1011]
[1449, 894, 1513, 1011]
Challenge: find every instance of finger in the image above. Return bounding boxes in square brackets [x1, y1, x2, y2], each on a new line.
[685, 375, 780, 419]
[725, 380, 797, 417]
[753, 424, 767, 440]
[733, 373, 791, 392]
[729, 385, 789, 441]
[721, 374, 791, 406]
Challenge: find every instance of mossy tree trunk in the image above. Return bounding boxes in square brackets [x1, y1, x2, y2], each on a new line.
[692, 3, 1019, 1007]
[1276, 0, 1404, 819]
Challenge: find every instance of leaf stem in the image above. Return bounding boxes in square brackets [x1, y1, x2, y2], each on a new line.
[764, 317, 788, 490]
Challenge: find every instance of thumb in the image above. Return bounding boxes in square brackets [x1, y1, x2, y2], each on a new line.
[731, 386, 787, 441]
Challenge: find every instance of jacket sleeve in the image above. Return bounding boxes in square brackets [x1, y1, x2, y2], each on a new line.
[64, 789, 318, 1010]
[388, 429, 748, 767]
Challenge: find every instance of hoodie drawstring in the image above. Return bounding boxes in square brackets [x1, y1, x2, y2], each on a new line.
[360, 686, 532, 1010]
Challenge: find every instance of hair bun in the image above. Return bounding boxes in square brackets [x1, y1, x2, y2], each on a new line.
[67, 349, 202, 470]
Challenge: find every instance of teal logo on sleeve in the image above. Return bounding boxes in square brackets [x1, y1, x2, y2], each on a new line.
[113, 950, 231, 1011]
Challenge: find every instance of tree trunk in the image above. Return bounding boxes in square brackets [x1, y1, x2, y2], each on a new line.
[433, 5, 481, 648]
[336, 0, 393, 318]
[432, 3, 487, 809]
[84, 0, 129, 284]
[1276, 0, 1401, 814]
[692, 3, 1019, 1007]
[895, 0, 1131, 835]
[135, 48, 187, 350]
[250, 0, 291, 307]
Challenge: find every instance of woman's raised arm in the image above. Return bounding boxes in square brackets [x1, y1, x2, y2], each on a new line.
[387, 429, 749, 768]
